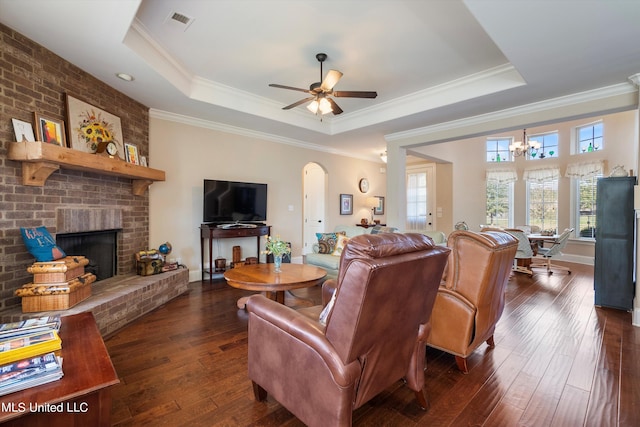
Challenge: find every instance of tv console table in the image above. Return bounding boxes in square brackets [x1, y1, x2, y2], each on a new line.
[200, 224, 271, 282]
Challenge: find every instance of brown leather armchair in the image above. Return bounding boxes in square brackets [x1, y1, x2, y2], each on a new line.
[246, 233, 450, 427]
[426, 230, 517, 374]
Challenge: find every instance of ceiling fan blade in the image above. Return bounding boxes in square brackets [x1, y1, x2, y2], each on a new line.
[282, 96, 316, 110]
[327, 98, 343, 115]
[269, 84, 313, 94]
[332, 90, 378, 98]
[320, 70, 343, 91]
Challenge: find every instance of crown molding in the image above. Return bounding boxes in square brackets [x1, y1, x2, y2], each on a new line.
[332, 64, 526, 134]
[125, 18, 194, 95]
[126, 19, 529, 136]
[148, 109, 372, 161]
[385, 81, 638, 143]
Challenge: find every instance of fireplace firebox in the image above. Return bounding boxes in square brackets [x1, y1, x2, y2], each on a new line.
[56, 229, 120, 281]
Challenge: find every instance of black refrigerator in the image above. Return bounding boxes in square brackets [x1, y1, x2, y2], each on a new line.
[594, 176, 636, 310]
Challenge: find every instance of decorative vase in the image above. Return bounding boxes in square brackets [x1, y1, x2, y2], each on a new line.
[274, 254, 283, 273]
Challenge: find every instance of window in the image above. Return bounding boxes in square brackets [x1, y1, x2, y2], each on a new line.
[486, 138, 512, 162]
[576, 175, 599, 238]
[527, 180, 558, 231]
[577, 122, 603, 153]
[525, 168, 559, 231]
[529, 131, 559, 159]
[486, 181, 513, 227]
[406, 170, 427, 229]
[566, 161, 603, 239]
[486, 169, 516, 228]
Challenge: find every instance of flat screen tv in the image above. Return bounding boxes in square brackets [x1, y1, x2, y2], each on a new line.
[203, 179, 267, 224]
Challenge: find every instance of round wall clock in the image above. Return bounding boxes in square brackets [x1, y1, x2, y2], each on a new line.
[106, 142, 118, 157]
[359, 178, 369, 193]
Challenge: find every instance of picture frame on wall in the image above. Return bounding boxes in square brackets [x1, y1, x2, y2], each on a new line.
[374, 196, 385, 215]
[65, 94, 125, 159]
[340, 194, 353, 215]
[11, 118, 36, 142]
[33, 113, 66, 147]
[124, 143, 139, 165]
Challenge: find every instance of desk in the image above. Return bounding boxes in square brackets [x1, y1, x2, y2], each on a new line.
[200, 224, 271, 282]
[527, 233, 559, 242]
[0, 312, 119, 426]
[224, 263, 327, 309]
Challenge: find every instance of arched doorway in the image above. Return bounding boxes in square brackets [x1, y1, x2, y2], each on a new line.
[303, 162, 327, 255]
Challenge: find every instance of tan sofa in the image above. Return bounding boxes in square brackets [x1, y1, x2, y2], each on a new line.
[304, 225, 447, 280]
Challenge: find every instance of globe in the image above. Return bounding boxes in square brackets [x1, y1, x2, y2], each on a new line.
[158, 242, 172, 256]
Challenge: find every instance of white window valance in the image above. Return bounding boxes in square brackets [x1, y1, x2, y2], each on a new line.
[565, 160, 604, 179]
[523, 167, 560, 183]
[486, 169, 518, 184]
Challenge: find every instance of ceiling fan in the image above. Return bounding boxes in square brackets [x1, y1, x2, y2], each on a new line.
[269, 53, 377, 116]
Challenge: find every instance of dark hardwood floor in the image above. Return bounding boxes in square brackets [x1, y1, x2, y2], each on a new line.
[105, 262, 640, 426]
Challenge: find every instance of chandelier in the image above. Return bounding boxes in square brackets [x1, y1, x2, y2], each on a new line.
[509, 129, 540, 157]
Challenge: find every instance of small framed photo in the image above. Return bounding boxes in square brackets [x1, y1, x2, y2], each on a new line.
[374, 196, 385, 215]
[140, 156, 148, 167]
[33, 113, 66, 146]
[11, 118, 36, 142]
[124, 143, 139, 165]
[340, 194, 353, 215]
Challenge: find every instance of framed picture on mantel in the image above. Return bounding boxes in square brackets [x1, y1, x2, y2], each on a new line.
[65, 94, 125, 159]
[34, 113, 66, 147]
[124, 143, 139, 165]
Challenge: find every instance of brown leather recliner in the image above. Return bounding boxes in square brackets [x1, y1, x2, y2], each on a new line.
[246, 233, 450, 427]
[426, 230, 517, 374]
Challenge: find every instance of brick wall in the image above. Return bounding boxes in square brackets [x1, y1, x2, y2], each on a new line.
[0, 23, 151, 310]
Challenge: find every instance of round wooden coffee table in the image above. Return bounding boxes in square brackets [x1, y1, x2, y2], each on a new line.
[224, 263, 327, 309]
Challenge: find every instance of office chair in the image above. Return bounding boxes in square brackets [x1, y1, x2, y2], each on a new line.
[531, 228, 574, 274]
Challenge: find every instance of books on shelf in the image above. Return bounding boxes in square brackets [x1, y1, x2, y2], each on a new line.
[0, 352, 63, 396]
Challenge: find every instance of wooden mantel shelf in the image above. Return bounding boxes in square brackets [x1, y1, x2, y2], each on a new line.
[8, 141, 165, 196]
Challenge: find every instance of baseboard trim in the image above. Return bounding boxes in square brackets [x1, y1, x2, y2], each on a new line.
[557, 254, 594, 266]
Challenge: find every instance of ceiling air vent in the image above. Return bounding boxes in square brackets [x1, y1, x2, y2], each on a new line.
[165, 11, 195, 31]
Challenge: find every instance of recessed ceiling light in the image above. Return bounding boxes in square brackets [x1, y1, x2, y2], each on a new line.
[116, 73, 134, 82]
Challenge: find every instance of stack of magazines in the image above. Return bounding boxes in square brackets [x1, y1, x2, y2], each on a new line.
[0, 316, 63, 396]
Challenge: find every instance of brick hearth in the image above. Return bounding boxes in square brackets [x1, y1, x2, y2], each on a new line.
[0, 269, 189, 337]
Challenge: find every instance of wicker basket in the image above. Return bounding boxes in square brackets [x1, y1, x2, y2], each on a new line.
[27, 256, 88, 284]
[16, 272, 95, 313]
[20, 284, 92, 312]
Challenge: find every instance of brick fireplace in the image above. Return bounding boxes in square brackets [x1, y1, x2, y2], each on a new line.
[0, 23, 152, 311]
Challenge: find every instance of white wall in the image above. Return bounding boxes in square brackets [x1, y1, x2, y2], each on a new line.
[147, 116, 386, 281]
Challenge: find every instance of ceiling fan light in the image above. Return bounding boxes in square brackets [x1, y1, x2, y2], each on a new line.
[318, 98, 332, 115]
[307, 100, 319, 114]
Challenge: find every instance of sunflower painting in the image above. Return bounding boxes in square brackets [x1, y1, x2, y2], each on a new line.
[65, 94, 124, 159]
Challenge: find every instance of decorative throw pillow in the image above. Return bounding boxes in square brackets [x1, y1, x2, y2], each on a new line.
[20, 226, 66, 262]
[316, 232, 344, 254]
[370, 226, 397, 234]
[331, 234, 350, 256]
